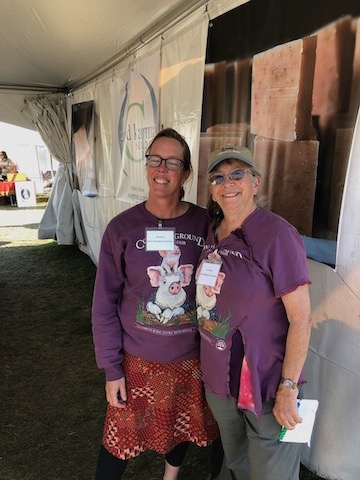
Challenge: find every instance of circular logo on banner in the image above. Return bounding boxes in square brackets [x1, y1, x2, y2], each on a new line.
[118, 73, 158, 171]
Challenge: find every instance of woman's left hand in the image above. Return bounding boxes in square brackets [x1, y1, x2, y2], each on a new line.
[105, 377, 127, 408]
[273, 388, 302, 430]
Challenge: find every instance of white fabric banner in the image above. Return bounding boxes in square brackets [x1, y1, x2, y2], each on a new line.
[68, 9, 208, 262]
[160, 10, 208, 203]
[111, 51, 160, 204]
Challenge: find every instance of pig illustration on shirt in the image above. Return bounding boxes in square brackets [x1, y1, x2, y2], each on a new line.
[159, 245, 181, 274]
[196, 273, 225, 320]
[196, 250, 225, 320]
[146, 248, 194, 324]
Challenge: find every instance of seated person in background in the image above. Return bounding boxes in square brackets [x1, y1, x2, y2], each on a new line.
[0, 151, 18, 176]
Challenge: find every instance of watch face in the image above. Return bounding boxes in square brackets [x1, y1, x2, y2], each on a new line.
[282, 379, 293, 388]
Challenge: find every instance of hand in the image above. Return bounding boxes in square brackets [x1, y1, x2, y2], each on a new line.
[273, 388, 302, 430]
[105, 377, 127, 408]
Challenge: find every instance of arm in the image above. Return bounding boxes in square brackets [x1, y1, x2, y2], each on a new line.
[92, 226, 125, 382]
[273, 283, 312, 429]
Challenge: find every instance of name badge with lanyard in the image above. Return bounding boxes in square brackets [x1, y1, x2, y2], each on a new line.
[196, 254, 223, 287]
[145, 226, 175, 251]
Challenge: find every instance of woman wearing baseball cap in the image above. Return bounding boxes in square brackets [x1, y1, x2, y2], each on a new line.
[196, 144, 312, 480]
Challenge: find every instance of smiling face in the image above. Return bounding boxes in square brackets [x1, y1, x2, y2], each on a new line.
[209, 158, 260, 217]
[146, 137, 189, 201]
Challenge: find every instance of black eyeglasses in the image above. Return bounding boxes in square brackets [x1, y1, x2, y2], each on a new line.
[145, 155, 184, 171]
[209, 169, 252, 186]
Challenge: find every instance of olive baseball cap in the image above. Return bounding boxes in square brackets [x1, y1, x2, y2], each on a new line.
[208, 144, 256, 172]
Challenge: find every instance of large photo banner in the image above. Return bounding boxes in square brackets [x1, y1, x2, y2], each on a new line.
[111, 51, 160, 204]
[201, 0, 360, 243]
[199, 2, 360, 480]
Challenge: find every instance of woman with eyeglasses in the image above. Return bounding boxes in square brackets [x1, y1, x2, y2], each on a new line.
[92, 128, 220, 480]
[196, 144, 312, 480]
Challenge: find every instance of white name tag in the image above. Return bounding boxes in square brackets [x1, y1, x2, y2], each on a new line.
[197, 259, 222, 287]
[146, 228, 175, 251]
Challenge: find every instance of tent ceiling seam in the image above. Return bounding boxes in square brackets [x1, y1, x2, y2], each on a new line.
[0, 83, 67, 94]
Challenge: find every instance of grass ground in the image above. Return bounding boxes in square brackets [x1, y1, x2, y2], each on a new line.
[0, 203, 325, 480]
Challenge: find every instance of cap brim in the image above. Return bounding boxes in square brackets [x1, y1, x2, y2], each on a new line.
[207, 152, 254, 172]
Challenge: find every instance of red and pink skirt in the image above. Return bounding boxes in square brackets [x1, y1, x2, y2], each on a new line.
[102, 352, 219, 459]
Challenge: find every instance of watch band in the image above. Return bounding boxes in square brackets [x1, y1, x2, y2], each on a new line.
[280, 377, 298, 389]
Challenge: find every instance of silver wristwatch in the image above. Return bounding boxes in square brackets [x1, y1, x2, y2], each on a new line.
[280, 377, 298, 389]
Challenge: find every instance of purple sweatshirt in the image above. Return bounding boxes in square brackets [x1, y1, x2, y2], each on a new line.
[92, 202, 210, 381]
[196, 207, 310, 416]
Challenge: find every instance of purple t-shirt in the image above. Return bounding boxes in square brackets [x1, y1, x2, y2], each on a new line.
[196, 207, 310, 416]
[92, 202, 210, 381]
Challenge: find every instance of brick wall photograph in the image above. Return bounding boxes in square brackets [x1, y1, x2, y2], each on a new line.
[199, 0, 360, 240]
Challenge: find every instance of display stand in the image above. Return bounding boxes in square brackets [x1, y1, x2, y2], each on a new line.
[15, 181, 37, 207]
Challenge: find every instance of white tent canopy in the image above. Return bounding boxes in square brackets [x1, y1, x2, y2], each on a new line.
[0, 0, 210, 129]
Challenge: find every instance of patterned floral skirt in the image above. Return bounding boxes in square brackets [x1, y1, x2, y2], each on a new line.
[102, 352, 219, 460]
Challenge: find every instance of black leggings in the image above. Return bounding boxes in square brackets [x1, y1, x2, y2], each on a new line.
[95, 442, 189, 480]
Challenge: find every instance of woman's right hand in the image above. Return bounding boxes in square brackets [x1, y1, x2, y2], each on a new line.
[105, 377, 127, 408]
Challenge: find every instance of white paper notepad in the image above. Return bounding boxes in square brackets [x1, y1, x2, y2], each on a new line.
[278, 399, 319, 446]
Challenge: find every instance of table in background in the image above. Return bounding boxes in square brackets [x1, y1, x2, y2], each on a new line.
[0, 181, 15, 196]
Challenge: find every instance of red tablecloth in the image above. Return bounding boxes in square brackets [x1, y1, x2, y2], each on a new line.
[0, 181, 15, 196]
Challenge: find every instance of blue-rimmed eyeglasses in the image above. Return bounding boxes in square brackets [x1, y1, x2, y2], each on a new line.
[145, 154, 184, 171]
[209, 169, 252, 186]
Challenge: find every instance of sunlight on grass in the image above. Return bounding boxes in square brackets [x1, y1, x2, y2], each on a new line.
[0, 225, 54, 247]
[0, 204, 54, 248]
